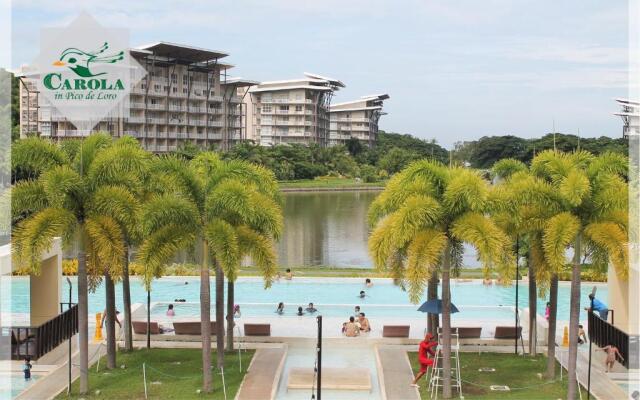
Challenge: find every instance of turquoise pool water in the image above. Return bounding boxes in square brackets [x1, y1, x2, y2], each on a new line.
[0, 374, 38, 399]
[4, 276, 607, 323]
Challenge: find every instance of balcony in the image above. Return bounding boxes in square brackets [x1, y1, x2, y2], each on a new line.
[208, 95, 224, 102]
[147, 117, 165, 124]
[169, 105, 186, 112]
[8, 303, 78, 360]
[189, 107, 205, 113]
[56, 130, 93, 137]
[127, 116, 145, 124]
[261, 98, 313, 104]
[207, 132, 222, 140]
[130, 102, 146, 109]
[208, 120, 224, 127]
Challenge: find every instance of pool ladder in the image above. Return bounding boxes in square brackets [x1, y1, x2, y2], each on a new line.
[428, 328, 463, 400]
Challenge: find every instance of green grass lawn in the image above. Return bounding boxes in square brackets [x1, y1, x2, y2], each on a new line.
[57, 348, 254, 399]
[278, 177, 385, 189]
[408, 352, 571, 399]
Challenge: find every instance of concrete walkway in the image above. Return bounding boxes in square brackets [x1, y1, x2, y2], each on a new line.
[555, 346, 628, 400]
[16, 342, 104, 400]
[375, 345, 420, 400]
[235, 345, 287, 400]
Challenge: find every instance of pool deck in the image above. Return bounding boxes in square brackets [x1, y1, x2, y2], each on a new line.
[375, 345, 420, 400]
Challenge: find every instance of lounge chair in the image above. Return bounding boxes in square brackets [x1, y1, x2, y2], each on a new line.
[382, 325, 410, 338]
[132, 321, 162, 334]
[494, 326, 522, 339]
[244, 323, 270, 336]
[174, 321, 217, 335]
[454, 327, 482, 339]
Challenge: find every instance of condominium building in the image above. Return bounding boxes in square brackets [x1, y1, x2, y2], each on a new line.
[19, 42, 253, 152]
[329, 94, 389, 147]
[244, 73, 345, 147]
[614, 98, 640, 139]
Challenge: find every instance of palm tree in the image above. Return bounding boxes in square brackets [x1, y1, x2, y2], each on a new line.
[491, 159, 559, 358]
[368, 160, 512, 398]
[11, 133, 139, 393]
[137, 152, 282, 393]
[87, 137, 151, 357]
[532, 150, 628, 399]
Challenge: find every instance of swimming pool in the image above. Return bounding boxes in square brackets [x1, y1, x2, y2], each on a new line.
[4, 276, 607, 324]
[0, 373, 38, 399]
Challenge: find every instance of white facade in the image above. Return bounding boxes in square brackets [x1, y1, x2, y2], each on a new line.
[19, 42, 247, 153]
[245, 73, 345, 147]
[329, 94, 389, 147]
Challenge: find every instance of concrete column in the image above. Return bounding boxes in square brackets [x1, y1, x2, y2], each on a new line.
[29, 249, 62, 326]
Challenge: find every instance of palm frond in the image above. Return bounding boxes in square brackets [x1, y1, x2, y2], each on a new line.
[541, 212, 580, 271]
[584, 222, 628, 279]
[451, 212, 511, 268]
[558, 169, 590, 207]
[85, 215, 126, 278]
[11, 180, 47, 223]
[236, 225, 277, 287]
[12, 207, 77, 273]
[205, 218, 240, 277]
[405, 230, 446, 303]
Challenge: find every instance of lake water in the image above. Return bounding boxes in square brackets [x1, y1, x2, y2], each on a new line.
[277, 191, 377, 268]
[278, 191, 480, 268]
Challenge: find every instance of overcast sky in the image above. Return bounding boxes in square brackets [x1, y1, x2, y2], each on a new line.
[7, 0, 631, 148]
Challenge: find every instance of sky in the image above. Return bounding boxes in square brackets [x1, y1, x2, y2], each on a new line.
[6, 0, 632, 148]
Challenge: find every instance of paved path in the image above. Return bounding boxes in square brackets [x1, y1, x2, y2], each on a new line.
[375, 345, 420, 400]
[16, 343, 104, 400]
[556, 346, 627, 400]
[235, 345, 287, 400]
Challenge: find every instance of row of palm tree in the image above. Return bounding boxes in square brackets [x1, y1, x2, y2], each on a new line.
[11, 134, 282, 394]
[368, 150, 628, 399]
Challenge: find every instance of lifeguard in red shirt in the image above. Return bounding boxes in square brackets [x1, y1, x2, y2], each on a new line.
[411, 332, 438, 387]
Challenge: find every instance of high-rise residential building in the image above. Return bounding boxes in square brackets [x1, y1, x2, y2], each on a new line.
[614, 98, 640, 139]
[244, 73, 345, 147]
[19, 42, 253, 152]
[329, 94, 389, 147]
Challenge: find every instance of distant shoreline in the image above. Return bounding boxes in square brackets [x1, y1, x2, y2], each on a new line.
[280, 186, 384, 192]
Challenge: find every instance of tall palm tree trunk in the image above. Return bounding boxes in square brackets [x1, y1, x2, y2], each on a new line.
[545, 274, 559, 378]
[567, 234, 582, 399]
[105, 270, 116, 369]
[528, 251, 537, 356]
[200, 244, 213, 393]
[122, 247, 133, 351]
[441, 242, 452, 399]
[215, 263, 225, 368]
[427, 273, 439, 337]
[226, 280, 234, 351]
[77, 250, 89, 394]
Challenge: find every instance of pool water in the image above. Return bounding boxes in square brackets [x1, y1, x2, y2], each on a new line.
[0, 374, 38, 399]
[4, 276, 606, 324]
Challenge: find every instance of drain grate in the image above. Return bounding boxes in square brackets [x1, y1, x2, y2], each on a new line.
[490, 385, 510, 391]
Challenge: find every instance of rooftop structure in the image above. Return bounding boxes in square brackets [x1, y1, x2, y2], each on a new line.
[19, 42, 245, 152]
[245, 73, 345, 147]
[329, 94, 389, 147]
[614, 98, 640, 139]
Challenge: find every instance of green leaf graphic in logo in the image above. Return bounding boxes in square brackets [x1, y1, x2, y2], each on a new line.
[52, 42, 124, 78]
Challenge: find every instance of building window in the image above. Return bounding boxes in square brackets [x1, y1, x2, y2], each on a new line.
[279, 105, 289, 111]
[295, 105, 302, 112]
[172, 87, 177, 93]
[171, 73, 177, 84]
[154, 84, 160, 91]
[263, 105, 272, 113]
[183, 76, 188, 85]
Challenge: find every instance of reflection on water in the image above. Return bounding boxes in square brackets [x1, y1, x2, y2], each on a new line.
[278, 191, 378, 268]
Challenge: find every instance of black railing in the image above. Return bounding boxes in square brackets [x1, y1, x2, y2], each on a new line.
[8, 303, 78, 360]
[588, 311, 628, 368]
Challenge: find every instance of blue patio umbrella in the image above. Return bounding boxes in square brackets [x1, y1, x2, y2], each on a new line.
[417, 299, 460, 314]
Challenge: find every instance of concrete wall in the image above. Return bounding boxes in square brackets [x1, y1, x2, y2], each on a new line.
[607, 265, 637, 335]
[30, 254, 62, 326]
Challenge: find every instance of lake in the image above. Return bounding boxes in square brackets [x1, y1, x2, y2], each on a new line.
[277, 191, 377, 268]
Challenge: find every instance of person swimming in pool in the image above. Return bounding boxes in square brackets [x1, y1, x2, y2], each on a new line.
[276, 302, 284, 314]
[365, 278, 373, 288]
[359, 290, 366, 299]
[297, 306, 304, 316]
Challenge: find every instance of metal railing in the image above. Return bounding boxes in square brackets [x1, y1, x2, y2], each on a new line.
[8, 303, 78, 360]
[588, 311, 628, 368]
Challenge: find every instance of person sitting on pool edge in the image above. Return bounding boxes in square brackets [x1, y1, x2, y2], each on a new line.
[166, 304, 175, 317]
[305, 303, 318, 313]
[297, 306, 305, 316]
[344, 316, 360, 337]
[365, 278, 373, 288]
[233, 304, 241, 318]
[358, 313, 371, 332]
[276, 302, 284, 314]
